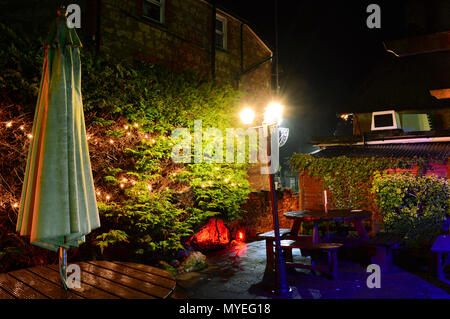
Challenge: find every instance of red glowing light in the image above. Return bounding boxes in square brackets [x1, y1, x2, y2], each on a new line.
[189, 219, 230, 250]
[237, 231, 244, 242]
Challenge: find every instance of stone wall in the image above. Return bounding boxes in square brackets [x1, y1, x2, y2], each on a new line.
[233, 189, 299, 239]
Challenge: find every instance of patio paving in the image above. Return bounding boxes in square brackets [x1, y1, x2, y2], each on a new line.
[175, 240, 450, 299]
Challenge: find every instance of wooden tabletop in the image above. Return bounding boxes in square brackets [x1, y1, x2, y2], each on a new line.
[284, 209, 372, 222]
[431, 235, 450, 253]
[0, 260, 176, 299]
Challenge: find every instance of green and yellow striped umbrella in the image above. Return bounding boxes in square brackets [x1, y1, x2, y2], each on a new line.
[16, 14, 100, 257]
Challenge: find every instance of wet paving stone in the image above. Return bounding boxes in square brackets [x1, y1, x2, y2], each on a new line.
[175, 240, 450, 299]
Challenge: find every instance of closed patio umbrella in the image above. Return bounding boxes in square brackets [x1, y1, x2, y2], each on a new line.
[16, 12, 100, 288]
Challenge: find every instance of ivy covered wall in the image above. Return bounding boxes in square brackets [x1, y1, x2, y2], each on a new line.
[290, 153, 449, 234]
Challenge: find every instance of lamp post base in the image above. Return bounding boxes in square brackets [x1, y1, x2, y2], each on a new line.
[272, 286, 295, 298]
[262, 267, 297, 298]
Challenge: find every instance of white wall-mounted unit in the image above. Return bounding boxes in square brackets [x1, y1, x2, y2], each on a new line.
[401, 114, 431, 132]
[371, 110, 401, 131]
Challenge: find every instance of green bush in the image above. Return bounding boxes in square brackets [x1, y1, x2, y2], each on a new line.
[372, 172, 450, 248]
[85, 54, 252, 256]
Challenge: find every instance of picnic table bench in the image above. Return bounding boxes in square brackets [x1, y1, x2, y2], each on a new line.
[258, 210, 373, 280]
[0, 260, 176, 299]
[366, 233, 402, 271]
[431, 235, 450, 283]
[258, 229, 342, 279]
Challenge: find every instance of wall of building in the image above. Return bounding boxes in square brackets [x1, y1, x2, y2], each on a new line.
[433, 108, 450, 130]
[0, 0, 272, 115]
[101, 0, 272, 109]
[354, 108, 450, 134]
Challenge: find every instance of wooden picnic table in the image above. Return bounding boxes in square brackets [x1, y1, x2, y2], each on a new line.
[284, 209, 372, 243]
[0, 260, 176, 299]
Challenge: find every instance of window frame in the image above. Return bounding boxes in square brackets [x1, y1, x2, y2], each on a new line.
[142, 0, 166, 24]
[215, 13, 227, 50]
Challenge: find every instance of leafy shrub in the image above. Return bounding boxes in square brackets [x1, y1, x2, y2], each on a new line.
[0, 23, 43, 106]
[84, 54, 252, 256]
[372, 172, 450, 248]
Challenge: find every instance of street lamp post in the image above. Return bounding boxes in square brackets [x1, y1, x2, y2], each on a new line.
[266, 124, 291, 296]
[239, 104, 292, 297]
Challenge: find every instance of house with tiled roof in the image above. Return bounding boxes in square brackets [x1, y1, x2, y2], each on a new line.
[310, 27, 450, 177]
[297, 27, 450, 229]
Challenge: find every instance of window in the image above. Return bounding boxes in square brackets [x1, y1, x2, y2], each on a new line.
[215, 14, 227, 49]
[371, 110, 401, 131]
[143, 0, 165, 24]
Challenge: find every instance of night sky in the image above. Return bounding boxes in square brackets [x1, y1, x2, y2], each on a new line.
[215, 0, 440, 172]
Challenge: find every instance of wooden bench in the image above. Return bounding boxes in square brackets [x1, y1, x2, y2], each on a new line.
[431, 235, 450, 284]
[366, 233, 401, 271]
[258, 229, 295, 239]
[258, 231, 342, 279]
[280, 240, 342, 279]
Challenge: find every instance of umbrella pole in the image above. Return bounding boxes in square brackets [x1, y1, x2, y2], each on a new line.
[58, 246, 68, 290]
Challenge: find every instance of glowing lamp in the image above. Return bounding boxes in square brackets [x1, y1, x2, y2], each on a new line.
[239, 108, 255, 125]
[237, 231, 245, 242]
[264, 101, 284, 125]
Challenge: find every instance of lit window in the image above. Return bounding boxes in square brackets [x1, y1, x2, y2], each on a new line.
[215, 14, 227, 49]
[143, 0, 165, 24]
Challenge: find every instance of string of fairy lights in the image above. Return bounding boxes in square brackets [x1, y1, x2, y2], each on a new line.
[2, 117, 241, 212]
[1, 118, 155, 209]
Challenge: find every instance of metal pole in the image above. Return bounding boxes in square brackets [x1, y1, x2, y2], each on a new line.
[324, 190, 329, 238]
[267, 124, 290, 296]
[211, 0, 216, 81]
[274, 0, 280, 95]
[59, 246, 68, 290]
